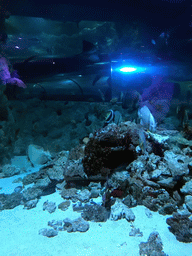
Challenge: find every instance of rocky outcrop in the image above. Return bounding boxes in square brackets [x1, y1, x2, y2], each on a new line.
[139, 231, 167, 256]
[166, 212, 192, 243]
[82, 122, 139, 176]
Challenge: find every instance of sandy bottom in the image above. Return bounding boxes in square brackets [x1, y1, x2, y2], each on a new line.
[0, 157, 192, 256]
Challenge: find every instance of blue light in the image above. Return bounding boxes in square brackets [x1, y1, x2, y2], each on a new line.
[119, 67, 136, 72]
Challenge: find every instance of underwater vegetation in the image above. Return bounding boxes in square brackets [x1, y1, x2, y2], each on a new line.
[0, 56, 26, 88]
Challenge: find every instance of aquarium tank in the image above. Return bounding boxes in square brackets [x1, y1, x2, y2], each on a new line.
[0, 1, 192, 255]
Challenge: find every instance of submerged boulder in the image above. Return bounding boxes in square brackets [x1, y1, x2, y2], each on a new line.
[83, 122, 138, 176]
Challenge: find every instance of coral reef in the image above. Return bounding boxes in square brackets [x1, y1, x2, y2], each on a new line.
[83, 122, 138, 176]
[1, 98, 192, 245]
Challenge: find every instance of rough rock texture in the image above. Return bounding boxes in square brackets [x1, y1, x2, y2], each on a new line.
[129, 226, 143, 237]
[20, 154, 67, 202]
[0, 90, 15, 164]
[48, 220, 63, 231]
[180, 179, 192, 195]
[64, 159, 87, 180]
[72, 201, 85, 212]
[81, 203, 109, 222]
[39, 228, 58, 237]
[8, 100, 119, 157]
[58, 200, 70, 211]
[77, 189, 91, 202]
[27, 144, 52, 166]
[0, 192, 23, 210]
[164, 150, 190, 177]
[24, 199, 39, 209]
[43, 200, 56, 213]
[110, 199, 135, 221]
[139, 231, 167, 256]
[107, 171, 130, 191]
[0, 164, 21, 178]
[185, 195, 192, 212]
[166, 213, 192, 243]
[22, 187, 43, 201]
[63, 217, 89, 232]
[142, 187, 178, 214]
[83, 122, 138, 176]
[60, 188, 79, 201]
[125, 147, 189, 215]
[1, 116, 192, 244]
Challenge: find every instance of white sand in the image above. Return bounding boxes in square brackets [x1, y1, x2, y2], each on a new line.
[0, 158, 192, 256]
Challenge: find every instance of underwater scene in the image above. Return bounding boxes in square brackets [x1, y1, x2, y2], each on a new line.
[0, 1, 192, 255]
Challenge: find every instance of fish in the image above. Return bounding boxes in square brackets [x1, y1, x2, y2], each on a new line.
[105, 110, 115, 124]
[138, 105, 156, 132]
[104, 110, 122, 125]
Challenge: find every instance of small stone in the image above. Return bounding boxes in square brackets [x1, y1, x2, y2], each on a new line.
[83, 137, 89, 144]
[48, 220, 63, 231]
[72, 201, 84, 212]
[90, 188, 100, 198]
[158, 203, 177, 215]
[110, 200, 135, 222]
[43, 200, 56, 213]
[28, 144, 51, 166]
[145, 208, 153, 218]
[39, 228, 58, 237]
[14, 186, 23, 193]
[58, 200, 70, 211]
[63, 217, 89, 232]
[77, 189, 91, 202]
[157, 177, 177, 189]
[1, 164, 21, 178]
[181, 180, 192, 195]
[129, 227, 143, 237]
[24, 199, 38, 209]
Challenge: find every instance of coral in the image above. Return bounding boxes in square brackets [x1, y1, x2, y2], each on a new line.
[0, 56, 26, 88]
[83, 122, 138, 176]
[142, 75, 174, 102]
[139, 231, 167, 256]
[166, 213, 192, 243]
[6, 77, 26, 88]
[81, 203, 109, 222]
[140, 75, 174, 122]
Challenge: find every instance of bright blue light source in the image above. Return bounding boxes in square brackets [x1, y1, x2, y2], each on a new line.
[119, 67, 136, 72]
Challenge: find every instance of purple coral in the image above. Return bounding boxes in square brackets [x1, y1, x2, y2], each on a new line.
[140, 75, 174, 123]
[142, 75, 174, 102]
[0, 57, 26, 88]
[0, 57, 10, 84]
[6, 77, 27, 88]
